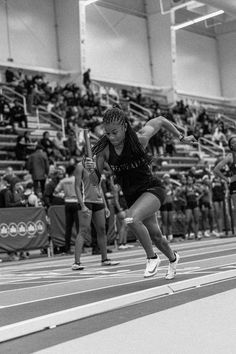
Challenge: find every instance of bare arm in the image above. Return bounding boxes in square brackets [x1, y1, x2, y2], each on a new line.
[213, 154, 232, 183]
[137, 116, 195, 148]
[54, 180, 63, 195]
[85, 148, 108, 185]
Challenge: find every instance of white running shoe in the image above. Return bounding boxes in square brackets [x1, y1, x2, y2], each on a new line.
[144, 255, 161, 278]
[165, 253, 180, 280]
[118, 245, 127, 250]
[101, 259, 120, 266]
[72, 263, 84, 271]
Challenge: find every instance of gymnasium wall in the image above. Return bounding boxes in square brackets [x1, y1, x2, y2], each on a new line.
[55, 0, 82, 75]
[0, 0, 58, 69]
[176, 30, 221, 97]
[217, 32, 236, 98]
[85, 5, 152, 86]
[147, 12, 173, 89]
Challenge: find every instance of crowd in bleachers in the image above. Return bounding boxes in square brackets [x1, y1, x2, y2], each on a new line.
[0, 66, 235, 262]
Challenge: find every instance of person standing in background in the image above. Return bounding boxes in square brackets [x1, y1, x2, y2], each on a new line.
[214, 135, 236, 235]
[72, 161, 119, 270]
[26, 144, 49, 196]
[83, 69, 91, 89]
[54, 165, 80, 255]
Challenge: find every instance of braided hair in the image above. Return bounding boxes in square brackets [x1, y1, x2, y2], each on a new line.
[92, 106, 152, 164]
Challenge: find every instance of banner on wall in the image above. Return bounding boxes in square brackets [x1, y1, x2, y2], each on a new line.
[48, 205, 118, 248]
[0, 207, 48, 252]
[48, 204, 136, 249]
[48, 206, 79, 248]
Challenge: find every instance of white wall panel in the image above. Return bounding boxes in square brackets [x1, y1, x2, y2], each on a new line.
[176, 30, 221, 97]
[0, 0, 58, 69]
[148, 12, 173, 88]
[86, 5, 152, 85]
[218, 32, 236, 98]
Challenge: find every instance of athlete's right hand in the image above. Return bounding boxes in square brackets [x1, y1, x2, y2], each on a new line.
[84, 157, 96, 171]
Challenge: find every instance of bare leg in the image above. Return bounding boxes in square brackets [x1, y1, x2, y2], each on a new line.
[213, 201, 223, 233]
[193, 208, 200, 237]
[161, 210, 168, 236]
[185, 209, 192, 236]
[231, 194, 236, 234]
[92, 209, 108, 261]
[75, 209, 92, 264]
[167, 210, 174, 239]
[144, 213, 175, 261]
[126, 193, 161, 258]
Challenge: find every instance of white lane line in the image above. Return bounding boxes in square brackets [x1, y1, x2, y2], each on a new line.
[1, 244, 235, 286]
[0, 257, 235, 309]
[1, 269, 236, 343]
[0, 252, 235, 297]
[1, 244, 234, 282]
[1, 239, 235, 273]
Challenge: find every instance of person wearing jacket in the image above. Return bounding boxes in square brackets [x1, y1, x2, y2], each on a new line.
[26, 144, 49, 195]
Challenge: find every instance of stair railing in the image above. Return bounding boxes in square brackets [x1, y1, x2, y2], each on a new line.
[0, 85, 27, 115]
[36, 106, 65, 138]
[198, 136, 225, 158]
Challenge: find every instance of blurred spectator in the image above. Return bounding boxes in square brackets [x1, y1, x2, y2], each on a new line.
[172, 100, 186, 115]
[2, 167, 21, 188]
[0, 179, 8, 208]
[54, 164, 79, 254]
[26, 144, 49, 195]
[24, 75, 35, 114]
[199, 175, 214, 238]
[66, 129, 81, 158]
[5, 68, 19, 84]
[212, 176, 225, 237]
[40, 131, 55, 161]
[24, 182, 41, 207]
[53, 131, 69, 160]
[83, 68, 91, 89]
[10, 99, 28, 129]
[15, 131, 36, 161]
[3, 182, 26, 208]
[160, 174, 174, 242]
[43, 165, 65, 208]
[184, 175, 201, 240]
[0, 95, 11, 126]
[212, 125, 227, 146]
[164, 133, 176, 156]
[148, 128, 164, 157]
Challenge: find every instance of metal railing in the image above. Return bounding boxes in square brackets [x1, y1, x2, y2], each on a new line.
[36, 105, 65, 138]
[129, 101, 152, 121]
[0, 85, 27, 115]
[198, 137, 225, 158]
[219, 114, 236, 130]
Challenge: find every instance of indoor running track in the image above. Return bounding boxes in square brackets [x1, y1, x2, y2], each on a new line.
[0, 237, 236, 354]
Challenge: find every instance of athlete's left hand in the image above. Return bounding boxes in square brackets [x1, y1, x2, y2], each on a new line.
[84, 157, 96, 171]
[182, 135, 197, 145]
[105, 207, 110, 218]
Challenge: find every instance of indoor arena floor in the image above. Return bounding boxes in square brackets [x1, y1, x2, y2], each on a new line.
[0, 237, 236, 354]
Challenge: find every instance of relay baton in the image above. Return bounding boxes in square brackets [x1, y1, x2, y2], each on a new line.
[84, 129, 92, 159]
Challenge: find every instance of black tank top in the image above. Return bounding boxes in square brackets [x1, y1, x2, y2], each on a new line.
[229, 153, 236, 176]
[108, 139, 163, 196]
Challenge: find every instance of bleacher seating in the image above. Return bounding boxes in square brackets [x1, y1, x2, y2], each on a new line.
[1, 72, 236, 181]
